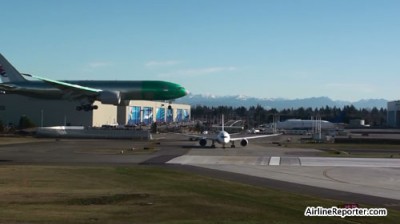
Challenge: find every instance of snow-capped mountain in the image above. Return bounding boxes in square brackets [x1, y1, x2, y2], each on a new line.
[176, 94, 388, 109]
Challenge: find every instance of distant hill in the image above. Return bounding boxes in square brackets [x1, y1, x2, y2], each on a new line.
[176, 94, 388, 110]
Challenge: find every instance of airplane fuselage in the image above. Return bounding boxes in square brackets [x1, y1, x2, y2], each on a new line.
[0, 53, 188, 111]
[216, 131, 231, 144]
[5, 80, 188, 101]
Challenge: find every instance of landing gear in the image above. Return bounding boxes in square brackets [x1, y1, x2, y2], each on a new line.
[76, 104, 98, 111]
[230, 143, 236, 148]
[167, 101, 173, 110]
[211, 140, 216, 148]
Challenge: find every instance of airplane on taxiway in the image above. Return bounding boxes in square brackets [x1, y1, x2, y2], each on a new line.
[0, 54, 189, 111]
[186, 115, 281, 148]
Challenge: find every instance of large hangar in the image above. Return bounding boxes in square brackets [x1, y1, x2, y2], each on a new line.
[117, 100, 190, 126]
[387, 100, 400, 128]
[0, 94, 190, 127]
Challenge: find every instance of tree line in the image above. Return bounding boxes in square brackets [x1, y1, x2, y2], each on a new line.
[191, 105, 387, 128]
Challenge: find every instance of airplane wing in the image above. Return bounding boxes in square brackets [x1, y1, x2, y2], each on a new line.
[230, 133, 282, 141]
[179, 133, 218, 141]
[22, 74, 102, 99]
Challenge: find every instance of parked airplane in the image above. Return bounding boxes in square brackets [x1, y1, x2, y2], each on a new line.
[187, 115, 281, 148]
[0, 54, 189, 111]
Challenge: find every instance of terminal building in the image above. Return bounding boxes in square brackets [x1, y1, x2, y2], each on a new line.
[0, 94, 190, 127]
[387, 100, 400, 128]
[265, 119, 337, 130]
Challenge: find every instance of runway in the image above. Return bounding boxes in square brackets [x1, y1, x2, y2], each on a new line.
[167, 155, 400, 201]
[163, 138, 400, 209]
[1, 136, 400, 210]
[168, 155, 400, 167]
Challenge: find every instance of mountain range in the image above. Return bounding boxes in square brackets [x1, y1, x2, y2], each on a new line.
[176, 94, 388, 110]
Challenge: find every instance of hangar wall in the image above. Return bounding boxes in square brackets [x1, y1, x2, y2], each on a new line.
[117, 101, 191, 125]
[0, 94, 93, 127]
[387, 100, 400, 128]
[92, 102, 118, 127]
[0, 94, 190, 127]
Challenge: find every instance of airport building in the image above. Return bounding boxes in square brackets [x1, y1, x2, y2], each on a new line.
[265, 119, 337, 130]
[387, 100, 400, 128]
[117, 100, 190, 126]
[0, 94, 190, 127]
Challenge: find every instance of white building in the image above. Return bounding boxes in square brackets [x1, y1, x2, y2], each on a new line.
[387, 100, 400, 128]
[0, 94, 190, 127]
[265, 119, 337, 130]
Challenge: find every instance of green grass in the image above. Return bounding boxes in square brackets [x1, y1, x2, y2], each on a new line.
[0, 165, 398, 224]
[0, 136, 51, 145]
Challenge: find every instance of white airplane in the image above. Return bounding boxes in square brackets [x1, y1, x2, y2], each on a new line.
[187, 115, 281, 148]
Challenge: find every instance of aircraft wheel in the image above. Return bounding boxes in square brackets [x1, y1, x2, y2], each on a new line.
[83, 105, 92, 111]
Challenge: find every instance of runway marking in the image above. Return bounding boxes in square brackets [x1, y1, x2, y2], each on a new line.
[322, 167, 400, 192]
[322, 168, 349, 184]
[259, 156, 270, 166]
[269, 157, 280, 166]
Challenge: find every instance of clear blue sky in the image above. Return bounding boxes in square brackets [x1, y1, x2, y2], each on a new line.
[1, 0, 399, 101]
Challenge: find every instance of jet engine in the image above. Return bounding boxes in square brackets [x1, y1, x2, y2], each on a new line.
[98, 91, 121, 105]
[240, 139, 249, 147]
[199, 139, 207, 147]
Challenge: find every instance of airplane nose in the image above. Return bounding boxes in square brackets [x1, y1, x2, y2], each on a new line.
[176, 85, 189, 97]
[184, 88, 190, 95]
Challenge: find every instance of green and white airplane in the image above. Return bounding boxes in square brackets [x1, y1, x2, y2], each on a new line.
[0, 54, 189, 111]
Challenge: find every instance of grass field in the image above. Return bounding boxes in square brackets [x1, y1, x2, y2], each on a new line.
[0, 165, 398, 224]
[0, 136, 51, 145]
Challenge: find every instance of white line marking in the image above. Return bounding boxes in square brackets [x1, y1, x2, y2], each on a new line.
[269, 156, 280, 166]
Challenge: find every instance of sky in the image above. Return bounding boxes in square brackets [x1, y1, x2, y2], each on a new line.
[1, 0, 399, 101]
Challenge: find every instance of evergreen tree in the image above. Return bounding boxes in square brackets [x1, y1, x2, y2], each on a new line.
[18, 115, 36, 129]
[190, 104, 387, 127]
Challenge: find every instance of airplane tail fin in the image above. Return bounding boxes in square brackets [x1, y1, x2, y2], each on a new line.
[0, 54, 27, 83]
[222, 114, 225, 132]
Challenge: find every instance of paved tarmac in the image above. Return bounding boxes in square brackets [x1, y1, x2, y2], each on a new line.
[168, 155, 400, 167]
[165, 135, 400, 209]
[1, 135, 400, 210]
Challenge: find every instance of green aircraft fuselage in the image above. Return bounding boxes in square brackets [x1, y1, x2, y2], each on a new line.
[0, 53, 188, 111]
[7, 80, 188, 101]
